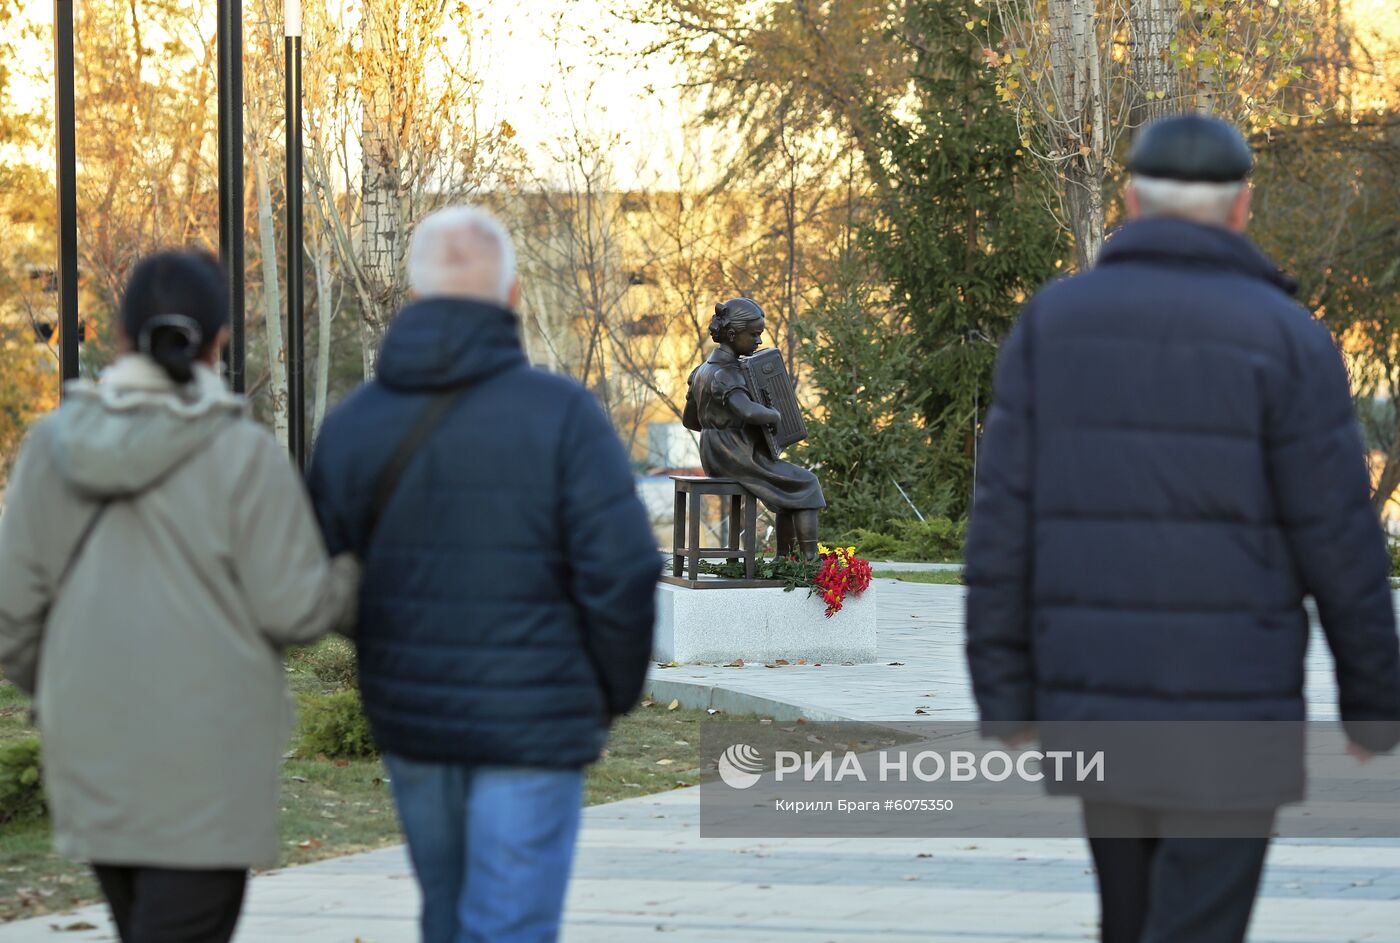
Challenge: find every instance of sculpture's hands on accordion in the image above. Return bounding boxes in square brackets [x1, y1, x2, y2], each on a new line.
[728, 390, 783, 428]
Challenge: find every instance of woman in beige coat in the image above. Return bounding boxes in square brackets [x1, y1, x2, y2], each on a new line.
[0, 251, 359, 943]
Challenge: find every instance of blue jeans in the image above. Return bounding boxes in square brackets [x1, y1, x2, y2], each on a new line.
[383, 755, 584, 943]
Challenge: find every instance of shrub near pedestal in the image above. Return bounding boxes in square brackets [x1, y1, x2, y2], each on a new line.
[296, 689, 377, 759]
[0, 738, 43, 823]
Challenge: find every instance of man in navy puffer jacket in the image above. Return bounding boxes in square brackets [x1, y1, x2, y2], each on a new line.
[308, 206, 660, 943]
[966, 115, 1400, 943]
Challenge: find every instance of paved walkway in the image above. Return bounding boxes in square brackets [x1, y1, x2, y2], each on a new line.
[1, 581, 1393, 942]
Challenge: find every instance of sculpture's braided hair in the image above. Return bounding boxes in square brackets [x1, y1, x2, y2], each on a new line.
[708, 297, 766, 344]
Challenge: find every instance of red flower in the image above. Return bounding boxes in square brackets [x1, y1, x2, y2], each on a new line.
[811, 549, 872, 617]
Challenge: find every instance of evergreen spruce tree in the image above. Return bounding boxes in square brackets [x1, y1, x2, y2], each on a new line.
[794, 262, 931, 536]
[859, 0, 1063, 518]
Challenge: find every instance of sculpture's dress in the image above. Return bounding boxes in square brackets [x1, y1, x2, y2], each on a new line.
[685, 347, 825, 511]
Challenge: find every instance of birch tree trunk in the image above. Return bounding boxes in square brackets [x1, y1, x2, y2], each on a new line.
[359, 0, 401, 371]
[1129, 0, 1179, 127]
[1047, 0, 1109, 268]
[1196, 55, 1217, 114]
[311, 236, 333, 439]
[252, 147, 289, 448]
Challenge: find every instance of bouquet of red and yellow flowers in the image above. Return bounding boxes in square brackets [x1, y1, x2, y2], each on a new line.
[811, 544, 873, 617]
[698, 544, 873, 617]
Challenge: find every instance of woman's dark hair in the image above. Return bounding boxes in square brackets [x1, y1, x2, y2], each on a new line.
[708, 297, 765, 344]
[119, 250, 229, 384]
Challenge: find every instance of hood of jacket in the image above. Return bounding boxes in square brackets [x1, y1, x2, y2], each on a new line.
[375, 298, 529, 393]
[1096, 218, 1299, 296]
[48, 355, 246, 499]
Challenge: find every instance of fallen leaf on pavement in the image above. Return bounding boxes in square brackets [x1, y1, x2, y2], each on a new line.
[724, 659, 745, 667]
[914, 708, 930, 715]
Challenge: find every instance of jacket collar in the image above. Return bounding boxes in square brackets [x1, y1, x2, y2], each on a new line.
[65, 354, 245, 418]
[376, 297, 528, 392]
[1097, 219, 1299, 296]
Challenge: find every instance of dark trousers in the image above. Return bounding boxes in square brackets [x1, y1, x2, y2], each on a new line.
[93, 864, 248, 943]
[1084, 802, 1274, 943]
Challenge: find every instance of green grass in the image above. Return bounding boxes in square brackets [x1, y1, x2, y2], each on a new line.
[0, 673, 720, 922]
[871, 568, 964, 585]
[0, 817, 97, 922]
[587, 697, 705, 803]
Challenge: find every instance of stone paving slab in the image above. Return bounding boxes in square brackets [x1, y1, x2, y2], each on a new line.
[7, 788, 1400, 942]
[1, 581, 1393, 942]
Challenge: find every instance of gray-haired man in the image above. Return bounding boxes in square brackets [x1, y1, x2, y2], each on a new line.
[308, 206, 661, 943]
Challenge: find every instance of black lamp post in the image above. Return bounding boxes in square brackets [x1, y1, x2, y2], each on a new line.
[219, 0, 246, 393]
[55, 2, 246, 398]
[285, 0, 305, 467]
[54, 1, 79, 393]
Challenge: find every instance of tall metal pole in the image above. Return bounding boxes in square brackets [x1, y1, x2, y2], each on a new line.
[285, 0, 305, 467]
[218, 0, 246, 393]
[54, 0, 79, 393]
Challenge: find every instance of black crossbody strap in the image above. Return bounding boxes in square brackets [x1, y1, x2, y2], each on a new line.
[51, 417, 233, 593]
[54, 503, 110, 592]
[366, 386, 471, 544]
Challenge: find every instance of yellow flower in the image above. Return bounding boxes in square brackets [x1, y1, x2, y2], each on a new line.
[818, 543, 831, 556]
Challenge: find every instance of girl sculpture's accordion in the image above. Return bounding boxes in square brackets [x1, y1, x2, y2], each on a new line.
[740, 348, 808, 458]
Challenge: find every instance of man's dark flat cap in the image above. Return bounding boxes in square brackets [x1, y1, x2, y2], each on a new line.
[1127, 114, 1253, 182]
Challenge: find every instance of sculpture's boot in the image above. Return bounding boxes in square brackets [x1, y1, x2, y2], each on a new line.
[794, 508, 821, 562]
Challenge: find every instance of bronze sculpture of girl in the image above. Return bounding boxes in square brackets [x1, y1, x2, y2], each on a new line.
[682, 298, 824, 559]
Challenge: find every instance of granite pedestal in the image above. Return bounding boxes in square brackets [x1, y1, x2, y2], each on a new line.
[653, 580, 878, 665]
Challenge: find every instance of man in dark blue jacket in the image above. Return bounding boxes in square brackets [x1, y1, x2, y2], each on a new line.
[308, 206, 660, 943]
[966, 115, 1400, 943]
